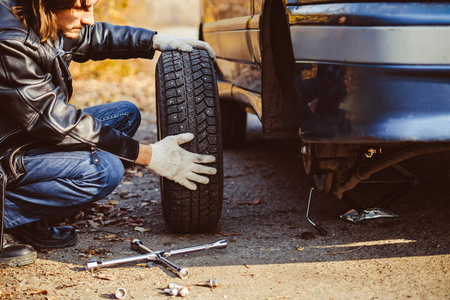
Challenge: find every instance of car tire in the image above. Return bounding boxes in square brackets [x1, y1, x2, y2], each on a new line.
[220, 100, 247, 149]
[155, 49, 224, 233]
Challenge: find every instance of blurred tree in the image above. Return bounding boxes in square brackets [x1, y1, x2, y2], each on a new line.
[70, 0, 152, 82]
[70, 0, 201, 81]
[69, 0, 202, 110]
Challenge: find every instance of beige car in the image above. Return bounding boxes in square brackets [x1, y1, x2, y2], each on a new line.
[197, 0, 450, 226]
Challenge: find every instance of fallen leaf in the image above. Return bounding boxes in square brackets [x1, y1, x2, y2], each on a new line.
[267, 296, 291, 300]
[93, 274, 117, 281]
[103, 219, 120, 226]
[87, 220, 100, 228]
[56, 284, 77, 290]
[24, 289, 48, 296]
[134, 227, 151, 232]
[248, 195, 263, 205]
[222, 232, 243, 236]
[79, 248, 110, 256]
[119, 192, 139, 199]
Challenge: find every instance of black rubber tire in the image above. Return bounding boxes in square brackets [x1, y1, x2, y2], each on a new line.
[220, 100, 247, 149]
[155, 50, 224, 233]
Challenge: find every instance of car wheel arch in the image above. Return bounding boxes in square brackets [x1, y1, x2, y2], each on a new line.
[259, 0, 303, 139]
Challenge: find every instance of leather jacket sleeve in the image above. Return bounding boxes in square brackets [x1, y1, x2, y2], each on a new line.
[68, 22, 156, 62]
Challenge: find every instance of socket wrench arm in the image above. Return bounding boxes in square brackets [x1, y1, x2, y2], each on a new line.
[161, 239, 228, 257]
[85, 252, 157, 270]
[157, 255, 189, 279]
[306, 188, 327, 236]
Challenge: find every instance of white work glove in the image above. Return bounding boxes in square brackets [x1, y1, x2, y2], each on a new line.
[153, 33, 216, 60]
[148, 133, 217, 191]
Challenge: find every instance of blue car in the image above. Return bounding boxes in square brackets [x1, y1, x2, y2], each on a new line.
[199, 0, 450, 223]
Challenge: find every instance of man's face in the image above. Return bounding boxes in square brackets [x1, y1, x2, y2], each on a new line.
[55, 0, 98, 39]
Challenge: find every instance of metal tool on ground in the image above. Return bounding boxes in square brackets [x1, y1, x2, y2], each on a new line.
[306, 187, 327, 236]
[85, 239, 228, 279]
[178, 287, 190, 297]
[164, 288, 179, 296]
[165, 283, 190, 297]
[167, 283, 184, 290]
[114, 287, 127, 299]
[197, 278, 220, 288]
[339, 163, 414, 223]
[131, 239, 189, 278]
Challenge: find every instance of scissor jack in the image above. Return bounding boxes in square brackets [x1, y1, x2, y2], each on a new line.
[340, 163, 419, 223]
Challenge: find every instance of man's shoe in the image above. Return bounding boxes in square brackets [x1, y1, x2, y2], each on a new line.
[7, 220, 77, 249]
[0, 243, 37, 267]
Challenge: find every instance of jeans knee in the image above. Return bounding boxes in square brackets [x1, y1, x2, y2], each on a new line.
[95, 152, 125, 198]
[117, 101, 141, 136]
[76, 152, 125, 202]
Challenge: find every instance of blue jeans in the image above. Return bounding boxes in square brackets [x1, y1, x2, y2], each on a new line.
[4, 101, 141, 229]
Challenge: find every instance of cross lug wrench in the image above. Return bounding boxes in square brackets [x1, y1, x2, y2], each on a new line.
[131, 239, 189, 279]
[85, 239, 227, 279]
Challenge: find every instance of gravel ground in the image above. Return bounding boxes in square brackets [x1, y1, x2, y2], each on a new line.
[0, 78, 449, 299]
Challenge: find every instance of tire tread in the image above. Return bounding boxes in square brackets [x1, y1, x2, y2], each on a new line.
[156, 50, 223, 233]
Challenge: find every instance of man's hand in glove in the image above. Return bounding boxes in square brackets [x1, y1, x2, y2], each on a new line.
[153, 33, 216, 60]
[137, 133, 217, 191]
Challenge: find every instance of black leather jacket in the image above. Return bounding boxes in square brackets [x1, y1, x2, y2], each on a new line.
[0, 0, 156, 183]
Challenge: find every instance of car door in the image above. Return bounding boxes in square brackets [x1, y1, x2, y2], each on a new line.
[201, 0, 262, 112]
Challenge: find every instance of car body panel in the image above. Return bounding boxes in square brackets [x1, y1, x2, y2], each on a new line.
[288, 3, 450, 26]
[201, 0, 450, 142]
[300, 64, 450, 142]
[291, 26, 450, 65]
[201, 0, 264, 119]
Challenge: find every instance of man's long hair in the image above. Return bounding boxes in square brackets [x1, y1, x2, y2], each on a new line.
[12, 0, 88, 42]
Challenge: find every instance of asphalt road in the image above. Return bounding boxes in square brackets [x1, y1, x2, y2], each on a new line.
[1, 113, 449, 300]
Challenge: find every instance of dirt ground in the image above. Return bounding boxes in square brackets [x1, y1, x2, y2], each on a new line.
[1, 106, 449, 299]
[1, 1, 449, 296]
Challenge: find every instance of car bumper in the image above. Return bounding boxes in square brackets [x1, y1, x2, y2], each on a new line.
[289, 3, 450, 143]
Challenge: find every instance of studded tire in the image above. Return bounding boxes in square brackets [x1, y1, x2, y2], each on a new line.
[155, 50, 223, 233]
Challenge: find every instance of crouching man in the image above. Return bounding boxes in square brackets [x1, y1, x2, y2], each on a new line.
[0, 0, 217, 266]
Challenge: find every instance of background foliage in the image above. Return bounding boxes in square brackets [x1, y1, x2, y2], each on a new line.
[70, 0, 201, 81]
[70, 0, 201, 110]
[70, 0, 150, 81]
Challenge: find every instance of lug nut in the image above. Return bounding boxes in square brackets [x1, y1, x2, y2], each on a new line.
[179, 287, 190, 297]
[167, 283, 184, 290]
[164, 288, 179, 296]
[165, 283, 190, 297]
[114, 287, 127, 299]
[179, 268, 189, 279]
[197, 278, 219, 288]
